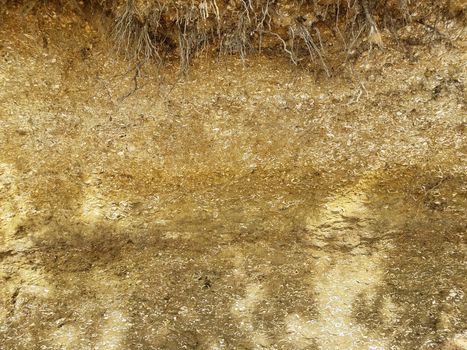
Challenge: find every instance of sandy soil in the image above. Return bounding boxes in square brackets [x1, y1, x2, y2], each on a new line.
[0, 3, 466, 350]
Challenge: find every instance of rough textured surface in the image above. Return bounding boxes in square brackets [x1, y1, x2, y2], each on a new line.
[0, 2, 466, 350]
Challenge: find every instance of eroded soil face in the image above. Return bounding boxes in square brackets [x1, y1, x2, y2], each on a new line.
[0, 4, 466, 350]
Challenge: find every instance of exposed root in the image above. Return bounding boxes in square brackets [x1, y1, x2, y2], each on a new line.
[360, 0, 384, 49]
[118, 62, 143, 102]
[113, 0, 163, 62]
[265, 31, 297, 65]
[220, 0, 254, 60]
[176, 2, 217, 77]
[256, 0, 273, 52]
[103, 0, 461, 74]
[290, 22, 330, 77]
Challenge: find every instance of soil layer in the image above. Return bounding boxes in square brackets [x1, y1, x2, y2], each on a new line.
[0, 3, 466, 350]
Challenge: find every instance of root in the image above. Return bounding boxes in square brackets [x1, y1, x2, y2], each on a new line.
[290, 23, 331, 77]
[256, 0, 273, 52]
[106, 0, 458, 75]
[113, 0, 137, 59]
[266, 31, 297, 65]
[360, 0, 384, 49]
[118, 62, 143, 102]
[113, 0, 164, 62]
[220, 0, 254, 60]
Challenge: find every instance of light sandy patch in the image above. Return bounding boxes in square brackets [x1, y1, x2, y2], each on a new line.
[450, 332, 467, 349]
[207, 337, 227, 350]
[284, 313, 318, 349]
[0, 163, 34, 249]
[299, 172, 391, 349]
[311, 254, 387, 350]
[0, 163, 52, 325]
[90, 272, 131, 350]
[231, 268, 270, 348]
[81, 173, 106, 222]
[305, 174, 376, 250]
[50, 324, 80, 350]
[95, 309, 130, 350]
[81, 173, 136, 226]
